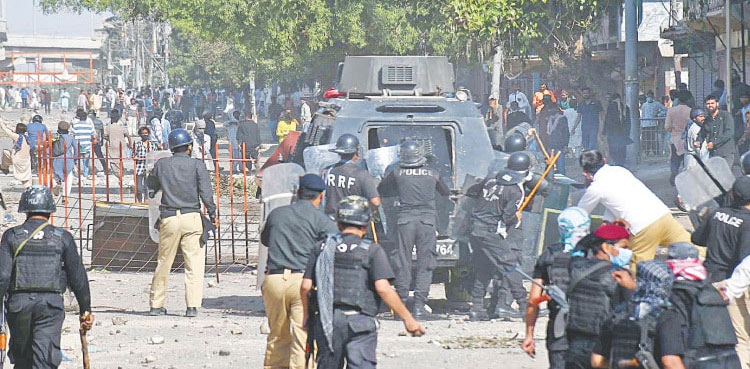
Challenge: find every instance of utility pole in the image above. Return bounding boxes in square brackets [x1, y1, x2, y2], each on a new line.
[625, 0, 641, 164]
[726, 0, 733, 114]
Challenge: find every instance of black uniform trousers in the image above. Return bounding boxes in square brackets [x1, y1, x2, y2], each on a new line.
[565, 332, 598, 369]
[394, 220, 437, 305]
[7, 293, 65, 369]
[316, 309, 378, 369]
[469, 232, 526, 309]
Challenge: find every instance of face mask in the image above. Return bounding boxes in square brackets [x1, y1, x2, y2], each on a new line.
[609, 246, 633, 267]
[647, 97, 654, 103]
[140, 135, 149, 141]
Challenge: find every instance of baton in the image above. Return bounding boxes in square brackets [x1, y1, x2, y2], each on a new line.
[519, 151, 560, 212]
[79, 313, 91, 369]
[370, 221, 379, 243]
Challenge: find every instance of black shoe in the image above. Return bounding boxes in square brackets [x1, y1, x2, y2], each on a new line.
[149, 307, 167, 316]
[469, 310, 488, 322]
[412, 304, 429, 319]
[490, 307, 522, 321]
[185, 307, 198, 318]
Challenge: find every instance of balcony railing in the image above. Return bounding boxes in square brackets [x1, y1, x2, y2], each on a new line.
[685, 0, 727, 21]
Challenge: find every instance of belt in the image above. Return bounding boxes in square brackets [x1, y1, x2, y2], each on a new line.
[334, 306, 361, 315]
[160, 207, 201, 218]
[267, 268, 303, 275]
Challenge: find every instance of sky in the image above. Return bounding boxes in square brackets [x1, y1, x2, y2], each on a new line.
[6, 0, 111, 38]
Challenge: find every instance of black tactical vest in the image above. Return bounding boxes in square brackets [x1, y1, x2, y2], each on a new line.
[545, 246, 570, 313]
[10, 225, 65, 293]
[671, 282, 740, 368]
[333, 239, 379, 316]
[609, 310, 655, 368]
[566, 258, 612, 335]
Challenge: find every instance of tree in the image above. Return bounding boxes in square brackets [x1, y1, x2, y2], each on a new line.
[40, 0, 612, 83]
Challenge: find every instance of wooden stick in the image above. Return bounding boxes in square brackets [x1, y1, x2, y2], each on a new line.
[519, 151, 560, 212]
[370, 221, 379, 243]
[530, 129, 551, 161]
[79, 327, 90, 369]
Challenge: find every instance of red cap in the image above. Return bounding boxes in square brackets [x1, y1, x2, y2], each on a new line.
[594, 224, 630, 241]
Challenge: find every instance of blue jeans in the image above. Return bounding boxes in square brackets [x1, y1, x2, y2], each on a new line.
[581, 126, 598, 151]
[268, 120, 278, 142]
[555, 154, 566, 175]
[80, 152, 91, 177]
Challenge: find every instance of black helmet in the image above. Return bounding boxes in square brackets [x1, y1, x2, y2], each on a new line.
[496, 152, 531, 185]
[742, 151, 750, 176]
[507, 152, 531, 172]
[168, 128, 192, 150]
[336, 195, 371, 226]
[330, 134, 359, 155]
[690, 108, 707, 121]
[399, 140, 426, 168]
[18, 185, 56, 214]
[31, 115, 43, 123]
[504, 133, 527, 153]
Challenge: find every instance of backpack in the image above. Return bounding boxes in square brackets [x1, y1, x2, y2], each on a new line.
[51, 134, 66, 157]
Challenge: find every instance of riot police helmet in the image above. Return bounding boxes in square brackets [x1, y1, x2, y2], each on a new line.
[336, 195, 371, 226]
[690, 108, 707, 121]
[330, 134, 359, 155]
[496, 152, 531, 185]
[504, 133, 527, 153]
[31, 115, 43, 123]
[18, 185, 56, 214]
[399, 139, 426, 168]
[742, 151, 750, 175]
[168, 128, 192, 150]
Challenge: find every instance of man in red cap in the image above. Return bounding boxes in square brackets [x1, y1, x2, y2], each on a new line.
[563, 223, 636, 369]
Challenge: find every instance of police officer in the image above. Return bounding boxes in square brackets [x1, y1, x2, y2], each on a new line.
[523, 207, 591, 369]
[377, 140, 450, 316]
[260, 174, 337, 369]
[466, 152, 529, 321]
[565, 225, 636, 369]
[147, 128, 216, 318]
[0, 186, 94, 369]
[323, 134, 380, 215]
[504, 133, 527, 153]
[742, 151, 750, 176]
[301, 196, 425, 369]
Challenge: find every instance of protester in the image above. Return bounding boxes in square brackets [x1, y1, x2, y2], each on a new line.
[578, 87, 603, 151]
[603, 93, 630, 166]
[104, 109, 130, 177]
[60, 88, 71, 113]
[71, 109, 95, 179]
[577, 150, 691, 269]
[26, 114, 48, 172]
[665, 91, 693, 185]
[532, 83, 557, 114]
[0, 119, 31, 188]
[684, 108, 710, 170]
[705, 95, 738, 166]
[276, 110, 297, 143]
[236, 111, 261, 172]
[133, 126, 154, 202]
[564, 98, 582, 158]
[268, 96, 283, 142]
[507, 101, 530, 131]
[300, 97, 312, 131]
[226, 111, 241, 172]
[547, 104, 570, 174]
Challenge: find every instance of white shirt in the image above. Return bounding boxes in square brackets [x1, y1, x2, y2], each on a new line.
[300, 102, 311, 123]
[577, 164, 670, 234]
[506, 91, 530, 112]
[725, 253, 750, 299]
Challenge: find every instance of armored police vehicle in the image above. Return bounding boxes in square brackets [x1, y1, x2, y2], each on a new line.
[289, 56, 565, 300]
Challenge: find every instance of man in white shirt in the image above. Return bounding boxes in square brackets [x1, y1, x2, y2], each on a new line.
[300, 98, 312, 132]
[577, 150, 691, 268]
[506, 84, 531, 116]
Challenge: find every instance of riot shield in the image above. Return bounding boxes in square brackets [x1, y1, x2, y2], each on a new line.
[303, 144, 339, 175]
[257, 162, 305, 288]
[676, 156, 734, 210]
[147, 150, 173, 243]
[365, 145, 399, 179]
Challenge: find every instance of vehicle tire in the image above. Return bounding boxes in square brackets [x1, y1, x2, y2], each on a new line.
[445, 267, 471, 302]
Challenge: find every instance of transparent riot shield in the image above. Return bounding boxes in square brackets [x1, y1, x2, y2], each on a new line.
[147, 150, 173, 243]
[676, 156, 735, 210]
[303, 144, 340, 175]
[257, 162, 306, 288]
[365, 145, 400, 238]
